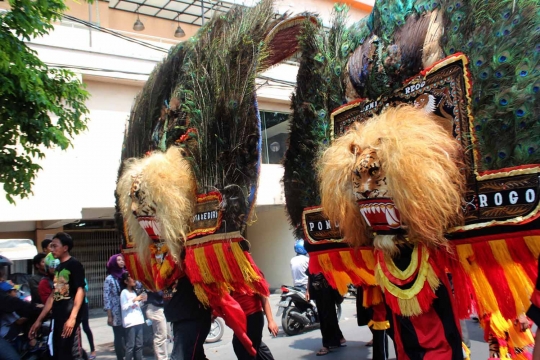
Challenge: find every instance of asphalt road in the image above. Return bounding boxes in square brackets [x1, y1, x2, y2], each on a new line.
[91, 293, 490, 359]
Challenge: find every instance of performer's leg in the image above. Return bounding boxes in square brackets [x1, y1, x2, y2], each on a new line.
[170, 316, 211, 360]
[233, 311, 264, 360]
[257, 341, 274, 360]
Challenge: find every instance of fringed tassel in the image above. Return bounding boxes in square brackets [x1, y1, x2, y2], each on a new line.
[471, 242, 517, 319]
[360, 249, 377, 271]
[456, 244, 501, 316]
[442, 249, 472, 319]
[462, 342, 470, 360]
[184, 240, 270, 307]
[340, 251, 377, 286]
[490, 240, 534, 313]
[524, 235, 540, 259]
[362, 286, 384, 307]
[213, 242, 234, 283]
[506, 237, 538, 283]
[243, 251, 270, 296]
[375, 248, 440, 317]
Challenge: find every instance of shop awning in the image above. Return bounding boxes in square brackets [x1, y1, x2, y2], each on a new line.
[0, 239, 38, 261]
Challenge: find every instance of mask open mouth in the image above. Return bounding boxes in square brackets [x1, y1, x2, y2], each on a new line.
[137, 216, 162, 241]
[357, 198, 401, 231]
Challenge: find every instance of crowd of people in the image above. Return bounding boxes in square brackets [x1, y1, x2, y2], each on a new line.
[2, 234, 540, 360]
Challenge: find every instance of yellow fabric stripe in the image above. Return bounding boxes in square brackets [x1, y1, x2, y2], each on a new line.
[193, 247, 215, 284]
[339, 251, 376, 285]
[317, 253, 349, 295]
[231, 242, 261, 283]
[368, 320, 390, 330]
[361, 250, 376, 271]
[456, 244, 499, 315]
[524, 235, 540, 259]
[489, 240, 533, 313]
[193, 283, 210, 307]
[213, 243, 234, 283]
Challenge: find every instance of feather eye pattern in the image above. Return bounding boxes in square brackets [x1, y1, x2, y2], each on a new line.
[346, 0, 539, 170]
[442, 0, 540, 170]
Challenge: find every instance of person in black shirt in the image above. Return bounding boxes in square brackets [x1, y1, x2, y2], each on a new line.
[29, 232, 86, 360]
[165, 275, 212, 360]
[28, 253, 47, 305]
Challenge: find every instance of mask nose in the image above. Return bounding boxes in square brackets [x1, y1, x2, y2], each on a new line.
[360, 190, 372, 199]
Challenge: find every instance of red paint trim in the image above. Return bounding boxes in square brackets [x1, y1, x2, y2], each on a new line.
[477, 164, 540, 177]
[449, 229, 540, 245]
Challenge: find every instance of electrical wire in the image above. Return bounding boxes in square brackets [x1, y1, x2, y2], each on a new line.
[61, 14, 171, 53]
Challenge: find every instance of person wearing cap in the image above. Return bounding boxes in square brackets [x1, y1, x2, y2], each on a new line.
[0, 280, 42, 360]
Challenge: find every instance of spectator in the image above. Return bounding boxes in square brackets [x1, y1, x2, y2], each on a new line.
[306, 271, 345, 356]
[290, 240, 309, 291]
[28, 253, 47, 305]
[37, 253, 58, 304]
[29, 232, 87, 360]
[82, 279, 96, 359]
[0, 280, 42, 360]
[120, 272, 146, 360]
[41, 239, 52, 255]
[146, 291, 168, 360]
[104, 254, 127, 360]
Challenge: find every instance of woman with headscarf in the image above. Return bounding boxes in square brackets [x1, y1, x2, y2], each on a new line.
[103, 254, 127, 360]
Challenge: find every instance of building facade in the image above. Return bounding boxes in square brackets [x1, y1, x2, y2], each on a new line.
[0, 0, 370, 307]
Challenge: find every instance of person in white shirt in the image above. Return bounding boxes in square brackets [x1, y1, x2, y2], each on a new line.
[290, 239, 309, 291]
[120, 272, 146, 360]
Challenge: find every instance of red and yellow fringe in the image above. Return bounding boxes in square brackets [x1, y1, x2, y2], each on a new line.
[446, 231, 539, 320]
[122, 244, 181, 292]
[375, 244, 441, 317]
[184, 238, 269, 307]
[308, 248, 377, 296]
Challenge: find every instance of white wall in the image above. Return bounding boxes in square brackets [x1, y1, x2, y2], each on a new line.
[247, 205, 296, 290]
[0, 80, 141, 221]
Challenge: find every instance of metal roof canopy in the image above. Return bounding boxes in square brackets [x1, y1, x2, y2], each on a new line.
[107, 0, 242, 26]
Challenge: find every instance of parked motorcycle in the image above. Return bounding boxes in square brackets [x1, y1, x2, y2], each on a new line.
[277, 285, 341, 336]
[347, 284, 357, 298]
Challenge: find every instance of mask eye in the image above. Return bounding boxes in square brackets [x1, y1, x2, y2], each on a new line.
[369, 167, 380, 177]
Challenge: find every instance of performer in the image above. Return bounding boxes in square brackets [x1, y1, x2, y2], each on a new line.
[528, 257, 540, 360]
[319, 105, 464, 359]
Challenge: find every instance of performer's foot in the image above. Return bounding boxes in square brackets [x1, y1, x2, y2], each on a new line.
[316, 347, 330, 356]
[365, 339, 374, 347]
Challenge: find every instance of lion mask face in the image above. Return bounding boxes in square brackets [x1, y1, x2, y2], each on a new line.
[353, 148, 401, 230]
[352, 148, 389, 200]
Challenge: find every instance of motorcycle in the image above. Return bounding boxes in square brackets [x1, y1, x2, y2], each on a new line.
[205, 317, 225, 343]
[277, 285, 341, 336]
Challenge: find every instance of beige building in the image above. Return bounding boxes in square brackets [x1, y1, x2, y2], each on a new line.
[0, 0, 371, 307]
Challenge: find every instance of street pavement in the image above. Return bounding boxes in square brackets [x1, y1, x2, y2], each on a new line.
[87, 294, 490, 359]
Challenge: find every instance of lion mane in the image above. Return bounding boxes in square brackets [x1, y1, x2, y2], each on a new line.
[319, 105, 465, 249]
[117, 146, 196, 260]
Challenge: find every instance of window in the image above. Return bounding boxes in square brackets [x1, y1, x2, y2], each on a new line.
[260, 111, 289, 164]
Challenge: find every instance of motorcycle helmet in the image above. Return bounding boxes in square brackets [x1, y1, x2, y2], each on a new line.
[294, 239, 307, 255]
[44, 253, 60, 273]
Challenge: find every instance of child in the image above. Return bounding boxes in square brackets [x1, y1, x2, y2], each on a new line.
[120, 272, 146, 360]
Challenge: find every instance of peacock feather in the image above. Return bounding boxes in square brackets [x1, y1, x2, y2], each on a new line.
[283, 5, 367, 238]
[345, 0, 539, 170]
